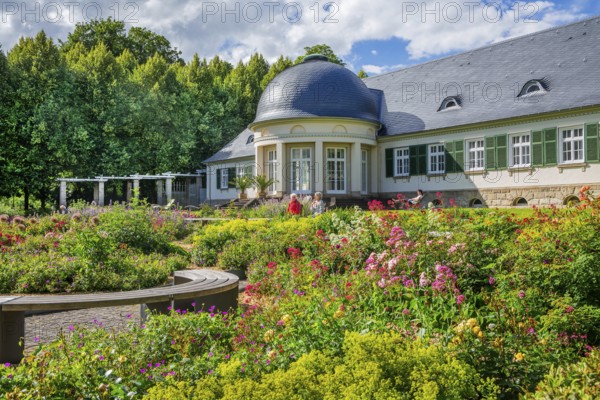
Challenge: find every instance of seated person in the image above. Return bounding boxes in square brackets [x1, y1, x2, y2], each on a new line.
[310, 192, 325, 216]
[408, 189, 424, 206]
[286, 193, 303, 215]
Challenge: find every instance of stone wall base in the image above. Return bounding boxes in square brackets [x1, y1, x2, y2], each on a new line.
[387, 184, 600, 208]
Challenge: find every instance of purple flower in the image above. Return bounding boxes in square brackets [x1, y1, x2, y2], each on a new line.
[488, 276, 496, 285]
[518, 291, 526, 299]
[68, 325, 74, 331]
[140, 368, 147, 374]
[4, 362, 10, 367]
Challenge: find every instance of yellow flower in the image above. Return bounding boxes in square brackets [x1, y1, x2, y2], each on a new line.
[477, 331, 484, 340]
[492, 338, 502, 348]
[540, 339, 548, 346]
[333, 310, 345, 319]
[451, 336, 462, 345]
[263, 329, 275, 343]
[514, 352, 525, 362]
[322, 319, 329, 325]
[467, 318, 478, 328]
[267, 350, 277, 360]
[281, 314, 292, 325]
[118, 355, 127, 363]
[472, 326, 481, 336]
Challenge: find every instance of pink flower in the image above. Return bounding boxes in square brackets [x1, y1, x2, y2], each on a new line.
[518, 291, 525, 299]
[488, 276, 496, 285]
[456, 295, 465, 305]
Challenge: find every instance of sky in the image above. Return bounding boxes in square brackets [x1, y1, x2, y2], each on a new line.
[1, 0, 599, 75]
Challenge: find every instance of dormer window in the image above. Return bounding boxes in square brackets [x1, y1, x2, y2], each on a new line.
[518, 80, 547, 97]
[438, 96, 461, 112]
[246, 135, 254, 144]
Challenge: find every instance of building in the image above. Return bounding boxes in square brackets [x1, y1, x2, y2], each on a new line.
[203, 17, 600, 207]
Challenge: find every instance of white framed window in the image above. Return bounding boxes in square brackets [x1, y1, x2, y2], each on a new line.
[560, 127, 584, 164]
[237, 164, 253, 177]
[509, 133, 531, 168]
[466, 139, 485, 170]
[394, 147, 410, 176]
[428, 144, 445, 174]
[326, 147, 346, 193]
[220, 169, 229, 189]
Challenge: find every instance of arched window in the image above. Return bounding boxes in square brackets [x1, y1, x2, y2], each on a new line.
[438, 96, 461, 112]
[518, 80, 547, 97]
[513, 197, 529, 207]
[563, 195, 580, 206]
[469, 198, 483, 208]
[246, 135, 254, 144]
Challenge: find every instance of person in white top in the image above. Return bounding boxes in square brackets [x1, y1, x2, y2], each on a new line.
[408, 189, 424, 206]
[311, 192, 325, 216]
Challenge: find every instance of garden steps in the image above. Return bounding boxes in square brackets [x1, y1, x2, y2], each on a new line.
[0, 269, 239, 364]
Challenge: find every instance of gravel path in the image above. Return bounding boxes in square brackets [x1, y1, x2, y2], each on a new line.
[24, 305, 141, 354]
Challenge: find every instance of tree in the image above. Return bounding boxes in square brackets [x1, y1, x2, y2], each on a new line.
[295, 44, 345, 65]
[7, 31, 65, 210]
[60, 18, 181, 65]
[357, 69, 368, 78]
[261, 55, 293, 89]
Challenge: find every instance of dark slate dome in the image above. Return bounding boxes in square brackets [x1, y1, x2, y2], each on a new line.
[251, 55, 380, 126]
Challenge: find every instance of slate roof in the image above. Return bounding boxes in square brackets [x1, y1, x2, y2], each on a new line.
[203, 129, 255, 164]
[365, 16, 600, 136]
[251, 55, 379, 125]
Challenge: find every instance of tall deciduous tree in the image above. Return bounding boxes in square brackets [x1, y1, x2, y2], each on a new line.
[295, 44, 345, 65]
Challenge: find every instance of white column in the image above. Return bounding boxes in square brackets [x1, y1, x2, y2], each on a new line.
[156, 180, 164, 205]
[133, 179, 140, 199]
[166, 178, 173, 201]
[314, 140, 324, 193]
[371, 146, 380, 196]
[276, 142, 284, 196]
[351, 142, 362, 197]
[59, 181, 67, 207]
[206, 169, 212, 204]
[98, 181, 105, 206]
[255, 145, 265, 177]
[93, 184, 99, 204]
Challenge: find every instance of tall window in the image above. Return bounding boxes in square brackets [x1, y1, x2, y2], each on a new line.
[466, 139, 485, 170]
[560, 127, 584, 164]
[326, 147, 346, 193]
[361, 150, 368, 194]
[394, 147, 410, 176]
[428, 144, 445, 174]
[267, 150, 277, 193]
[237, 165, 253, 177]
[220, 169, 229, 189]
[510, 133, 531, 167]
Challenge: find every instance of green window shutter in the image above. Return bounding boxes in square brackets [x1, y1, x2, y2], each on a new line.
[495, 134, 508, 169]
[385, 148, 394, 178]
[585, 123, 599, 162]
[532, 130, 544, 166]
[409, 146, 417, 176]
[417, 144, 427, 175]
[445, 142, 456, 173]
[216, 169, 222, 189]
[543, 127, 557, 165]
[485, 137, 496, 170]
[454, 140, 464, 172]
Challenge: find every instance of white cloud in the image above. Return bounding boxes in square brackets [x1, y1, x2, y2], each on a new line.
[0, 0, 589, 66]
[362, 63, 407, 75]
[371, 50, 377, 55]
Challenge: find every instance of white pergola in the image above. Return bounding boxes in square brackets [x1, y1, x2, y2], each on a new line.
[57, 172, 204, 207]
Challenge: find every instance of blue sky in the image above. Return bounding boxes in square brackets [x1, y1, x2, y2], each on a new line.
[1, 0, 598, 75]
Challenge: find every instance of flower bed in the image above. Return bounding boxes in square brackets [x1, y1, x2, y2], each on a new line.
[1, 191, 599, 398]
[0, 206, 190, 294]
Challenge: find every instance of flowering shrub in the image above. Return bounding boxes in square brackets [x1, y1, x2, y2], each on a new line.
[1, 191, 600, 398]
[0, 206, 189, 293]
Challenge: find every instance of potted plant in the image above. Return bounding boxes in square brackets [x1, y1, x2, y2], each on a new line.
[231, 176, 254, 200]
[253, 175, 277, 199]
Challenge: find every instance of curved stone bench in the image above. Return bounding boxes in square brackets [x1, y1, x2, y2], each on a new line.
[0, 269, 239, 363]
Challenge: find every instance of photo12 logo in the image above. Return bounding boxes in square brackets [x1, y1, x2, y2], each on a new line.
[1, 2, 139, 24]
[200, 1, 339, 24]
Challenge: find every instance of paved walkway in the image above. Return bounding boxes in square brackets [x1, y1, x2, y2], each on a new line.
[24, 305, 140, 353]
[23, 280, 247, 354]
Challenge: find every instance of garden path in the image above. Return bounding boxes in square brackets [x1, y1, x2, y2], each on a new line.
[24, 305, 140, 354]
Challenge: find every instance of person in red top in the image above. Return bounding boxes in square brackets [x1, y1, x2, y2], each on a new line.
[287, 193, 303, 215]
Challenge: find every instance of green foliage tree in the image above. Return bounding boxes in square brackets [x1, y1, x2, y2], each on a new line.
[357, 69, 368, 78]
[295, 44, 345, 65]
